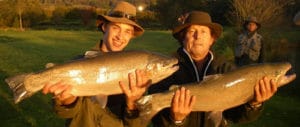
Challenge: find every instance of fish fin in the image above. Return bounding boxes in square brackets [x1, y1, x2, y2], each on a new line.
[169, 85, 180, 91]
[203, 74, 222, 81]
[5, 73, 34, 104]
[136, 95, 160, 124]
[45, 62, 56, 69]
[205, 111, 224, 127]
[136, 93, 172, 124]
[84, 51, 103, 58]
[91, 95, 108, 108]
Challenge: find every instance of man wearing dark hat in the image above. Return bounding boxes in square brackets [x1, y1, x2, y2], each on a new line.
[149, 11, 278, 127]
[234, 16, 263, 67]
[42, 1, 149, 127]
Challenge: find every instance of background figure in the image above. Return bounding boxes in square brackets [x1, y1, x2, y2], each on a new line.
[234, 16, 263, 67]
[42, 1, 149, 127]
[294, 11, 300, 25]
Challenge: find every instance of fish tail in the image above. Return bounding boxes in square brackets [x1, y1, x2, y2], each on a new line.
[5, 73, 34, 104]
[136, 95, 160, 123]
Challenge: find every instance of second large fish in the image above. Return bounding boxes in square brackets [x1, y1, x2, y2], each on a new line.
[136, 62, 296, 122]
[5, 50, 179, 103]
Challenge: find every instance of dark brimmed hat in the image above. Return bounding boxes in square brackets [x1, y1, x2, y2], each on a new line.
[172, 11, 223, 41]
[97, 1, 144, 37]
[243, 16, 261, 30]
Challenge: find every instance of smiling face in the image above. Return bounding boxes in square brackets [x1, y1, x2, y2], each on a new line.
[183, 25, 215, 61]
[101, 22, 134, 52]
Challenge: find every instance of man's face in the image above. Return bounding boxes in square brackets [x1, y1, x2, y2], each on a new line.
[247, 22, 258, 32]
[183, 25, 215, 61]
[102, 22, 134, 52]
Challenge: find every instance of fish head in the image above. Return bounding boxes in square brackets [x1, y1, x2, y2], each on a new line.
[144, 52, 179, 83]
[261, 62, 296, 87]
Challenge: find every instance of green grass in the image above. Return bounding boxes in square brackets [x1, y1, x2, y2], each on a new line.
[0, 29, 299, 127]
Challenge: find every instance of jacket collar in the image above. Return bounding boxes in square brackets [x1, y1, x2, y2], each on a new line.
[179, 47, 214, 82]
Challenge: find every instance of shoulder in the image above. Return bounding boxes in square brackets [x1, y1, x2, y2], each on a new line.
[255, 33, 263, 39]
[211, 56, 237, 74]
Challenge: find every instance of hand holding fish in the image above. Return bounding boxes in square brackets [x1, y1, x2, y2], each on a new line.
[42, 82, 77, 105]
[249, 76, 278, 107]
[120, 70, 152, 110]
[170, 87, 196, 121]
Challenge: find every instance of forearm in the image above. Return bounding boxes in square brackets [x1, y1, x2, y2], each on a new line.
[223, 103, 263, 124]
[54, 97, 80, 118]
[152, 108, 188, 127]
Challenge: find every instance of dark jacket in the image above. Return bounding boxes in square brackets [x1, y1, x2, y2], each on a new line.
[54, 42, 145, 127]
[149, 47, 263, 127]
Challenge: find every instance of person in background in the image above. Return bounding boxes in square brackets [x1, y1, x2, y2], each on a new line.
[42, 1, 149, 127]
[294, 11, 300, 25]
[149, 11, 278, 127]
[234, 16, 263, 67]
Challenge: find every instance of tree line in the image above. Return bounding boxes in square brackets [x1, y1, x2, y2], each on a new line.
[0, 0, 299, 30]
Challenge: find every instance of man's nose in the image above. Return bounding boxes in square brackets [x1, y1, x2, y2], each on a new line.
[116, 31, 122, 39]
[194, 31, 200, 39]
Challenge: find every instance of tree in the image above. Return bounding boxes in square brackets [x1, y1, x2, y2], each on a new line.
[229, 0, 294, 29]
[153, 0, 230, 29]
[15, 0, 26, 30]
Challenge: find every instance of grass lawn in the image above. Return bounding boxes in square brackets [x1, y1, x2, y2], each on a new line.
[0, 28, 299, 127]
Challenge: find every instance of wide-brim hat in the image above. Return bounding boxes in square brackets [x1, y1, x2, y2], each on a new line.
[172, 11, 223, 41]
[97, 1, 144, 37]
[243, 16, 261, 30]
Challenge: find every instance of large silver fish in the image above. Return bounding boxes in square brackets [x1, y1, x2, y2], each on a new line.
[136, 62, 296, 122]
[5, 50, 179, 103]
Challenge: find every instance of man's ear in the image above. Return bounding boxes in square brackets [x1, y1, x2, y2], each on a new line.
[101, 23, 107, 32]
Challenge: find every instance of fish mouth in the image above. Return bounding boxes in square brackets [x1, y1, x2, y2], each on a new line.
[278, 63, 296, 86]
[167, 58, 179, 72]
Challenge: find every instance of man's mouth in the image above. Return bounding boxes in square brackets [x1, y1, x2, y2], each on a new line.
[112, 39, 122, 47]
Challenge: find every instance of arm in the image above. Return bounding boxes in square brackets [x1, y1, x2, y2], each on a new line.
[43, 82, 79, 118]
[223, 76, 278, 124]
[235, 34, 247, 58]
[151, 87, 196, 127]
[119, 69, 151, 127]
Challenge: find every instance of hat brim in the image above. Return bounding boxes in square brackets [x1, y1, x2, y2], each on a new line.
[243, 21, 261, 30]
[172, 23, 223, 41]
[97, 15, 144, 37]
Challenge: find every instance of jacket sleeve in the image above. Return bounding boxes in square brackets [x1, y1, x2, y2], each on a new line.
[54, 97, 82, 119]
[152, 108, 188, 127]
[223, 103, 263, 124]
[54, 97, 124, 127]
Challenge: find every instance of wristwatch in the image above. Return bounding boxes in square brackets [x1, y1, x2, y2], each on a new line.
[169, 115, 185, 126]
[174, 120, 184, 125]
[247, 102, 263, 110]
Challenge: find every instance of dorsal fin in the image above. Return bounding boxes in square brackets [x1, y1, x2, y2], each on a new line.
[203, 74, 222, 82]
[169, 85, 180, 91]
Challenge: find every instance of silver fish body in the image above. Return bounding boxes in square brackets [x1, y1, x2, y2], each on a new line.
[5, 50, 179, 103]
[137, 62, 296, 122]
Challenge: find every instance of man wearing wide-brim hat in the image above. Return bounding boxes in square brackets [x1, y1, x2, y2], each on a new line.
[43, 1, 149, 127]
[235, 16, 264, 67]
[149, 11, 278, 127]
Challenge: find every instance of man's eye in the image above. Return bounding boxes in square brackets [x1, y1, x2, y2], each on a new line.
[126, 30, 133, 35]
